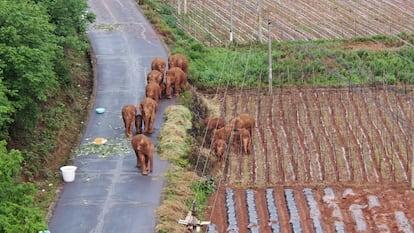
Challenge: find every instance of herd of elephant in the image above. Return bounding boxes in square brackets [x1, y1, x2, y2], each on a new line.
[202, 113, 255, 161]
[121, 54, 189, 175]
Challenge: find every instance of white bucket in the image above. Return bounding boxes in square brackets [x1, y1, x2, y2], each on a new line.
[60, 166, 77, 182]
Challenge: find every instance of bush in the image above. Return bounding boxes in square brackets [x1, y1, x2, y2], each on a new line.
[0, 140, 46, 232]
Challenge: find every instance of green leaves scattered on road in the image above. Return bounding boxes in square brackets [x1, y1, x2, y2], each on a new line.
[75, 137, 131, 157]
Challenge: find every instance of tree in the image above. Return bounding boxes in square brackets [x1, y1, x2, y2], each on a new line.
[0, 0, 59, 137]
[0, 66, 15, 139]
[0, 140, 46, 232]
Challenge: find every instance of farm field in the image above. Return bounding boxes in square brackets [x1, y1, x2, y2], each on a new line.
[201, 87, 414, 232]
[165, 0, 414, 45]
[158, 0, 414, 232]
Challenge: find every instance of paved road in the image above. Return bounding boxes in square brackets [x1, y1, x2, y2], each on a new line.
[48, 0, 173, 232]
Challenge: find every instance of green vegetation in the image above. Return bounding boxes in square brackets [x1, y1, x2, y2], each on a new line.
[158, 105, 192, 165]
[0, 141, 47, 231]
[140, 1, 414, 232]
[0, 0, 94, 232]
[0, 0, 411, 231]
[156, 99, 216, 233]
[143, 1, 414, 90]
[156, 103, 196, 233]
[75, 137, 131, 158]
[191, 176, 216, 214]
[186, 36, 414, 88]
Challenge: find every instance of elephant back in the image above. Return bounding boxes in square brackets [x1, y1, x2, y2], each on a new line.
[151, 57, 166, 75]
[168, 54, 188, 74]
[139, 97, 158, 114]
[147, 70, 163, 85]
[122, 104, 137, 119]
[145, 82, 161, 102]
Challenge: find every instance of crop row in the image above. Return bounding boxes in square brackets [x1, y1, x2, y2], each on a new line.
[207, 187, 414, 233]
[220, 87, 414, 187]
[162, 0, 414, 45]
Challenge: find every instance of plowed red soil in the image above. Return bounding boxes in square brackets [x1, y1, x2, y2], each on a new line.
[202, 87, 414, 233]
[168, 0, 414, 44]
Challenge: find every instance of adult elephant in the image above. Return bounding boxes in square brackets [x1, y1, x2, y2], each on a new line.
[168, 53, 188, 74]
[228, 113, 255, 135]
[165, 67, 187, 99]
[151, 57, 166, 79]
[147, 70, 166, 98]
[212, 126, 233, 143]
[145, 82, 161, 102]
[138, 97, 158, 134]
[131, 134, 154, 176]
[237, 128, 251, 154]
[121, 104, 137, 137]
[212, 139, 227, 161]
[147, 70, 163, 85]
[202, 117, 225, 131]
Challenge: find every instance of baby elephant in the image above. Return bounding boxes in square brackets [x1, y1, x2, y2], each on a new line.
[212, 139, 227, 161]
[135, 114, 143, 135]
[131, 134, 154, 176]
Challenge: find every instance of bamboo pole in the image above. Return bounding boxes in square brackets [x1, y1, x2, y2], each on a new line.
[268, 19, 272, 95]
[411, 132, 414, 189]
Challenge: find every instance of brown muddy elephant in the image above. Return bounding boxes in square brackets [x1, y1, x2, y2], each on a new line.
[237, 128, 251, 154]
[165, 67, 187, 99]
[168, 54, 188, 74]
[151, 57, 166, 79]
[138, 97, 158, 134]
[131, 134, 154, 175]
[212, 126, 233, 143]
[228, 113, 255, 135]
[135, 114, 143, 134]
[145, 82, 161, 102]
[147, 70, 163, 85]
[212, 139, 227, 161]
[122, 104, 137, 137]
[202, 117, 225, 131]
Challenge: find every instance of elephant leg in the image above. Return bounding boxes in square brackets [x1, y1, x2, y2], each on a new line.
[140, 154, 148, 176]
[247, 141, 251, 154]
[160, 83, 166, 98]
[143, 117, 149, 133]
[174, 85, 181, 96]
[128, 121, 134, 137]
[123, 117, 130, 137]
[172, 84, 177, 96]
[123, 116, 128, 129]
[135, 115, 142, 134]
[135, 150, 141, 168]
[148, 114, 155, 133]
[166, 82, 172, 99]
[243, 140, 249, 154]
[149, 156, 153, 173]
[145, 157, 149, 172]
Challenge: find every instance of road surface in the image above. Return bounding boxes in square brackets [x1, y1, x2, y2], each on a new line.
[48, 0, 173, 232]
